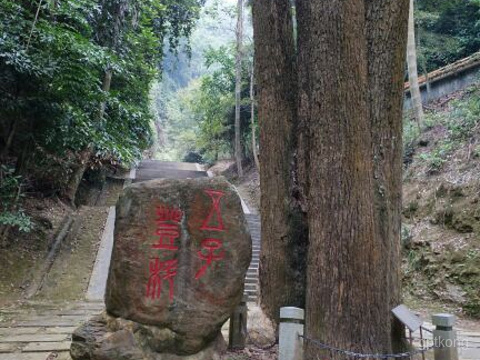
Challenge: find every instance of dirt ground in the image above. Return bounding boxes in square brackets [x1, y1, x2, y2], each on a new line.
[0, 196, 71, 306]
[223, 346, 278, 360]
[0, 178, 125, 307]
[34, 206, 109, 301]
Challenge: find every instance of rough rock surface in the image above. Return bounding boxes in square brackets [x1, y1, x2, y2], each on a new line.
[71, 312, 226, 360]
[71, 177, 251, 359]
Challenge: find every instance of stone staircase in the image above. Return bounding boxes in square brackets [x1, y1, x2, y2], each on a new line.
[244, 214, 261, 302]
[133, 160, 207, 182]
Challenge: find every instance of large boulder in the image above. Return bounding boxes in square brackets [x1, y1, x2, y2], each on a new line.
[71, 177, 251, 359]
[71, 312, 226, 360]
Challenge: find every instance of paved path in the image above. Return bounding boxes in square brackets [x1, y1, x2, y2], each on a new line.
[0, 301, 104, 360]
[244, 214, 260, 302]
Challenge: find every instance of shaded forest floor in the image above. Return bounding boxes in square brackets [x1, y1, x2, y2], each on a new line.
[0, 176, 124, 308]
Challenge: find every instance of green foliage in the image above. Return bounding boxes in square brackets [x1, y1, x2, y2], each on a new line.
[157, 43, 255, 163]
[447, 91, 480, 140]
[0, 0, 205, 198]
[416, 0, 480, 72]
[0, 166, 32, 233]
[406, 85, 480, 173]
[419, 142, 453, 173]
[194, 46, 237, 160]
[153, 0, 257, 164]
[0, 211, 32, 233]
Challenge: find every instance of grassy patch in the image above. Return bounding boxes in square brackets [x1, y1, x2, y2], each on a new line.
[404, 84, 480, 174]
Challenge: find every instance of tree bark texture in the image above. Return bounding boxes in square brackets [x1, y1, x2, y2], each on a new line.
[295, 0, 409, 358]
[250, 63, 260, 171]
[235, 0, 244, 177]
[252, 0, 308, 325]
[407, 0, 424, 128]
[297, 0, 377, 356]
[366, 0, 410, 352]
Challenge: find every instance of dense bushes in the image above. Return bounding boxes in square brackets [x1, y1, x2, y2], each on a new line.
[0, 0, 203, 180]
[417, 0, 480, 72]
[0, 0, 203, 237]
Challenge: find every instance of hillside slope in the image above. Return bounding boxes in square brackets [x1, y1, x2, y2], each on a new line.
[402, 84, 480, 318]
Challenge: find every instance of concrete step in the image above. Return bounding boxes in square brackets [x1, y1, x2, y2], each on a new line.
[138, 161, 200, 171]
[244, 295, 258, 302]
[133, 169, 207, 182]
[244, 288, 258, 296]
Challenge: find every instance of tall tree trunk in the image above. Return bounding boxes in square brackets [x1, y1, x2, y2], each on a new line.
[407, 0, 424, 128]
[416, 23, 432, 102]
[250, 63, 260, 171]
[98, 69, 113, 120]
[252, 0, 307, 325]
[297, 1, 377, 356]
[296, 0, 409, 358]
[26, 0, 44, 51]
[61, 0, 127, 205]
[234, 0, 244, 177]
[366, 0, 410, 353]
[0, 119, 17, 159]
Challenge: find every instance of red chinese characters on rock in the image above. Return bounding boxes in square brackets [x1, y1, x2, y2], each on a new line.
[200, 190, 226, 232]
[146, 206, 183, 302]
[152, 206, 183, 251]
[195, 239, 225, 279]
[146, 258, 178, 302]
[144, 190, 229, 301]
[196, 190, 226, 280]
